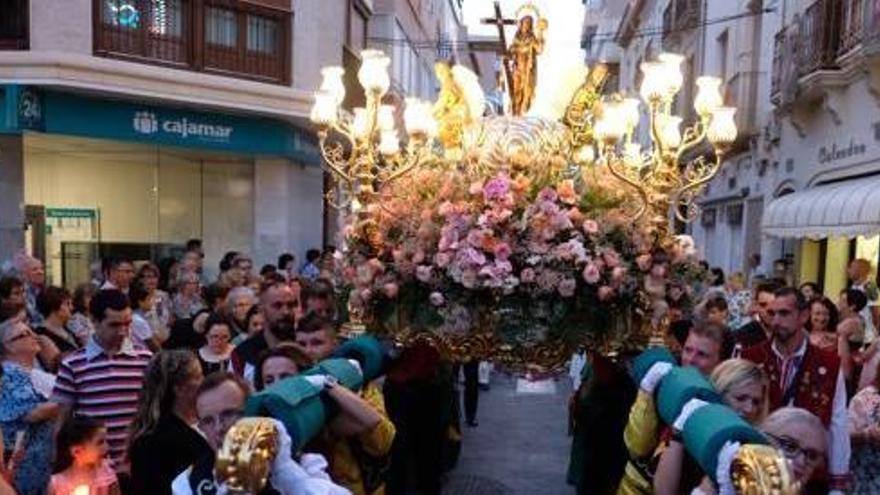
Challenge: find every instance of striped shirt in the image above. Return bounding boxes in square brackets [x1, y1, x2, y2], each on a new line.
[51, 337, 152, 470]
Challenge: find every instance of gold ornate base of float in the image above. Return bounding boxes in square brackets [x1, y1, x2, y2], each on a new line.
[215, 418, 278, 494]
[730, 444, 799, 495]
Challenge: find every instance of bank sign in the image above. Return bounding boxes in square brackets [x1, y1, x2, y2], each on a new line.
[36, 90, 319, 164]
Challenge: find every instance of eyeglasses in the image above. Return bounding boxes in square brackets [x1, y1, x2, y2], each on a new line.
[767, 433, 824, 464]
[3, 327, 35, 344]
[197, 408, 244, 431]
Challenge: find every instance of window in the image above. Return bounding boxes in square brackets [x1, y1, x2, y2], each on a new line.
[206, 6, 237, 47]
[94, 0, 291, 84]
[0, 0, 29, 49]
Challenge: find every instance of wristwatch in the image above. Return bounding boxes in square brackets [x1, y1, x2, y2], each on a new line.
[324, 375, 339, 390]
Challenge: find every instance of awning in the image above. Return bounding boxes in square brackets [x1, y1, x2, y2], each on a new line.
[762, 174, 880, 239]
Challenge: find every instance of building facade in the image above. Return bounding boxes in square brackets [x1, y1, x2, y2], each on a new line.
[0, 0, 355, 284]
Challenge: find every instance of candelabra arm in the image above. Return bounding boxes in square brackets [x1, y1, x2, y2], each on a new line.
[671, 151, 724, 222]
[604, 150, 650, 220]
[675, 118, 708, 163]
[382, 144, 430, 184]
[318, 129, 355, 184]
[648, 104, 667, 162]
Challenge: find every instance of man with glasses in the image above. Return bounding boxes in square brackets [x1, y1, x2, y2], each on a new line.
[171, 372, 348, 495]
[231, 281, 299, 384]
[741, 287, 850, 493]
[51, 289, 153, 478]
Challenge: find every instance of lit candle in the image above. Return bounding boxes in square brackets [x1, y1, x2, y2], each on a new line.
[707, 107, 738, 146]
[639, 61, 666, 103]
[658, 53, 684, 98]
[358, 50, 391, 96]
[319, 66, 346, 106]
[694, 76, 723, 117]
[72, 485, 90, 495]
[351, 108, 370, 140]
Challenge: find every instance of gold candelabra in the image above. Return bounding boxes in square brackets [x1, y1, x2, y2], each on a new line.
[310, 50, 439, 212]
[581, 53, 738, 233]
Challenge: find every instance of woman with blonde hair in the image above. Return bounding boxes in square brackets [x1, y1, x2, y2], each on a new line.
[128, 350, 211, 495]
[654, 359, 767, 494]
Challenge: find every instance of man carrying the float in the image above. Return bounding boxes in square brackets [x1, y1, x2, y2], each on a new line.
[616, 323, 727, 494]
[741, 287, 851, 493]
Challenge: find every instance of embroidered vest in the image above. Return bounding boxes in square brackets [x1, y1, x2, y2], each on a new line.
[741, 340, 839, 425]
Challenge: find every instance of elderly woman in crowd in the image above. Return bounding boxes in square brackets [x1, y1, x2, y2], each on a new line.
[129, 350, 211, 495]
[0, 317, 61, 495]
[172, 270, 205, 320]
[762, 407, 828, 493]
[226, 286, 257, 338]
[655, 359, 767, 494]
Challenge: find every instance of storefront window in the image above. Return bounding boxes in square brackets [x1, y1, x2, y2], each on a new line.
[23, 134, 254, 285]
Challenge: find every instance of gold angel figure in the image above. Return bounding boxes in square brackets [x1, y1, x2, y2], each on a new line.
[433, 61, 485, 155]
[509, 7, 547, 116]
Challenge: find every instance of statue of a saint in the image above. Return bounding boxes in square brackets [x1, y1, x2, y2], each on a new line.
[508, 11, 546, 116]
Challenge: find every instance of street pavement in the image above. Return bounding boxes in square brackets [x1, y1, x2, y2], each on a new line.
[442, 373, 574, 495]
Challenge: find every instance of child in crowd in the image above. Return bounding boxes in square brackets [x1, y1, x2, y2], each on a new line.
[49, 416, 119, 495]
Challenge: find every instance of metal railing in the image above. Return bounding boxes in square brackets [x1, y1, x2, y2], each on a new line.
[94, 0, 290, 84]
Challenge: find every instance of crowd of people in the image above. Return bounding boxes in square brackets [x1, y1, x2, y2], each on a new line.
[0, 242, 463, 495]
[568, 259, 880, 495]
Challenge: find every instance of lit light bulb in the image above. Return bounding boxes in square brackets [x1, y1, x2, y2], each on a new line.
[659, 115, 683, 149]
[623, 142, 642, 168]
[639, 61, 666, 103]
[694, 76, 723, 117]
[575, 145, 595, 165]
[658, 52, 684, 98]
[378, 105, 395, 132]
[620, 98, 641, 134]
[379, 130, 399, 156]
[310, 91, 338, 126]
[358, 50, 391, 96]
[707, 107, 737, 146]
[352, 107, 370, 140]
[319, 66, 346, 106]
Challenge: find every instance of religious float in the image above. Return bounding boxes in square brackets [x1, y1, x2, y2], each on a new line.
[214, 3, 798, 493]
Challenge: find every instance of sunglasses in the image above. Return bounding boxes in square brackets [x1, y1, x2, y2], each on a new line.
[767, 433, 824, 464]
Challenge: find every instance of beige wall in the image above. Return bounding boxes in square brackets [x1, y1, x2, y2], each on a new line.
[30, 0, 92, 53]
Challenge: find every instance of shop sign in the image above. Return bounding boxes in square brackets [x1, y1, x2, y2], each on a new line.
[37, 90, 320, 164]
[132, 111, 233, 142]
[818, 139, 867, 164]
[46, 208, 96, 219]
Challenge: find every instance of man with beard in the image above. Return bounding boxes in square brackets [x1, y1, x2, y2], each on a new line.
[741, 287, 850, 494]
[231, 281, 299, 384]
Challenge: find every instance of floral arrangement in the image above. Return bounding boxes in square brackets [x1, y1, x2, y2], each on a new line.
[337, 153, 705, 362]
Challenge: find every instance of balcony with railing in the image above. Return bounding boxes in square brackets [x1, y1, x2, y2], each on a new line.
[94, 0, 290, 85]
[0, 0, 29, 50]
[662, 0, 701, 47]
[769, 0, 842, 102]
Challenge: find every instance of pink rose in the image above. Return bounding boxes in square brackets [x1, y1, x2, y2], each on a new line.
[429, 291, 445, 306]
[651, 264, 668, 278]
[558, 278, 577, 298]
[367, 258, 385, 274]
[567, 207, 585, 224]
[612, 266, 627, 282]
[602, 249, 621, 268]
[412, 249, 426, 264]
[636, 254, 653, 272]
[493, 242, 512, 261]
[469, 181, 485, 196]
[582, 220, 599, 235]
[392, 249, 405, 262]
[582, 263, 601, 284]
[360, 288, 373, 303]
[598, 285, 615, 301]
[416, 265, 432, 283]
[435, 252, 452, 268]
[461, 269, 478, 289]
[383, 282, 399, 299]
[520, 268, 536, 284]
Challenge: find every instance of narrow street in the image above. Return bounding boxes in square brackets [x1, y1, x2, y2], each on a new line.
[443, 374, 573, 495]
